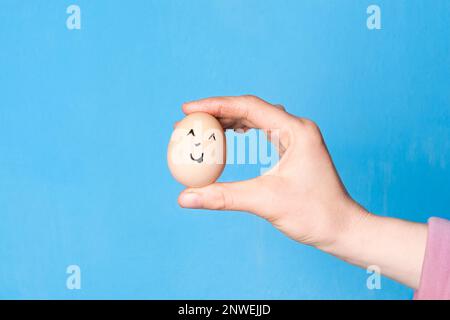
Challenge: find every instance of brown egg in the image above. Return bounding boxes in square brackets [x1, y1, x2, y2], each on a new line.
[167, 112, 226, 187]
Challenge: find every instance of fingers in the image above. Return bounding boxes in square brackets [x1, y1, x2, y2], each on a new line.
[182, 95, 293, 131]
[178, 178, 267, 215]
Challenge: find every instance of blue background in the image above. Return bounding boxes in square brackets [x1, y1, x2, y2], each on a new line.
[0, 0, 449, 299]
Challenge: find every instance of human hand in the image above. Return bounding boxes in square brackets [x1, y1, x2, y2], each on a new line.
[178, 95, 366, 250]
[177, 95, 428, 290]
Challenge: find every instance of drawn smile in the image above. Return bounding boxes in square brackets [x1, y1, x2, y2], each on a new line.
[190, 153, 204, 163]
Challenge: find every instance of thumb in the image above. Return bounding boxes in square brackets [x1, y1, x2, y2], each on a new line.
[178, 178, 263, 214]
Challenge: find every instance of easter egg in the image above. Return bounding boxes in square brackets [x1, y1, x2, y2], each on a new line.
[167, 112, 226, 187]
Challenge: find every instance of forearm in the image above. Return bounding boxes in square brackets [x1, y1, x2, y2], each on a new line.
[319, 205, 428, 289]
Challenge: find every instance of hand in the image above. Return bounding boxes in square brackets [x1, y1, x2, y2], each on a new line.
[178, 95, 364, 249]
[178, 95, 428, 290]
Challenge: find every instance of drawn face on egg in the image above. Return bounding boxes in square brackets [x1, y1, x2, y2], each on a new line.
[167, 112, 226, 187]
[186, 128, 218, 164]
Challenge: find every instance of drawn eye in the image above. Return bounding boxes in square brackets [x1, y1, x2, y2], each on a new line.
[187, 129, 195, 136]
[209, 133, 216, 141]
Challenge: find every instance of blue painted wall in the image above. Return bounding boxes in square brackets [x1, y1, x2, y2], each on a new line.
[0, 0, 449, 299]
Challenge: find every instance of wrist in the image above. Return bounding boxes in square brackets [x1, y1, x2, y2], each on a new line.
[317, 202, 428, 289]
[317, 200, 372, 258]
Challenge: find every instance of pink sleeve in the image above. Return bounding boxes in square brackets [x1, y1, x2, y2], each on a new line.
[414, 217, 450, 300]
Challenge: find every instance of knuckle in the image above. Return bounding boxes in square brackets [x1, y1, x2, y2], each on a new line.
[289, 117, 306, 133]
[305, 121, 323, 143]
[241, 94, 260, 103]
[292, 118, 324, 147]
[274, 104, 286, 111]
[293, 118, 323, 145]
[304, 119, 320, 131]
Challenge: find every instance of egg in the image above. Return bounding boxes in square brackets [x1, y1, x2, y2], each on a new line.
[167, 112, 226, 187]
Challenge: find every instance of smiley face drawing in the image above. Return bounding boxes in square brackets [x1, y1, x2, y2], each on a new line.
[167, 112, 226, 187]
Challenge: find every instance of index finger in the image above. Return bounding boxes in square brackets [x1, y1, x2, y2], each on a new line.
[182, 95, 293, 130]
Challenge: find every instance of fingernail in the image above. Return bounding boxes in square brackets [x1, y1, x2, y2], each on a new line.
[179, 192, 203, 208]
